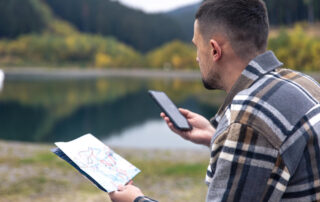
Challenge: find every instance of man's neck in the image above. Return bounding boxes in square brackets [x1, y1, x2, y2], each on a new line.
[222, 53, 260, 93]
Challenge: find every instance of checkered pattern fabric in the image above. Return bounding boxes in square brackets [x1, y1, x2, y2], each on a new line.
[134, 196, 158, 202]
[134, 51, 320, 202]
[206, 51, 320, 201]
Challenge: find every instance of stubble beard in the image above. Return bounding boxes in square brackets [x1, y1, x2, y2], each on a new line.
[201, 73, 223, 90]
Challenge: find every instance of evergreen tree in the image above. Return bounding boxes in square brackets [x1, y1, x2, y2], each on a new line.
[44, 0, 184, 52]
[0, 0, 51, 38]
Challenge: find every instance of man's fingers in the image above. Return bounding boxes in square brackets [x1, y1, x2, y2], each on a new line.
[161, 113, 172, 123]
[168, 122, 184, 134]
[117, 185, 125, 191]
[179, 108, 192, 117]
[161, 109, 192, 119]
[168, 122, 174, 129]
[160, 112, 174, 127]
[160, 112, 166, 118]
[160, 111, 190, 135]
[109, 184, 144, 202]
[167, 122, 178, 132]
[164, 117, 171, 123]
[108, 191, 117, 200]
[160, 113, 172, 123]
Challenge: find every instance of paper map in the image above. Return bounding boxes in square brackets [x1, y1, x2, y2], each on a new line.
[54, 134, 140, 192]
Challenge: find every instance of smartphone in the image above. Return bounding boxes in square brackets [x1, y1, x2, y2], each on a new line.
[148, 90, 192, 131]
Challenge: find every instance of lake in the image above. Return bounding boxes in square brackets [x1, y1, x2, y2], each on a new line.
[0, 70, 226, 150]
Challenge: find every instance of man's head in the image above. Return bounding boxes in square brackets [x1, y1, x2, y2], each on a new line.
[196, 0, 269, 59]
[193, 0, 269, 90]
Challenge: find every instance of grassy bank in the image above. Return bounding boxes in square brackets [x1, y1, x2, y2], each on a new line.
[0, 140, 210, 202]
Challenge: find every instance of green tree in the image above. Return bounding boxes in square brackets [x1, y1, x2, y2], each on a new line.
[146, 40, 197, 70]
[0, 32, 144, 68]
[303, 0, 315, 23]
[44, 0, 184, 52]
[0, 0, 52, 38]
[268, 24, 320, 71]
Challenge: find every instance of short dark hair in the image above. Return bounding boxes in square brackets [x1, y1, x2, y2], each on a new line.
[195, 0, 269, 59]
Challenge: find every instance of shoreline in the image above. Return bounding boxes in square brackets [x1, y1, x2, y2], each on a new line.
[0, 139, 209, 159]
[2, 67, 319, 81]
[2, 67, 201, 80]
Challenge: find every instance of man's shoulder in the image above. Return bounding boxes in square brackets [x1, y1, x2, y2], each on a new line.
[233, 68, 320, 120]
[239, 68, 319, 98]
[229, 68, 320, 148]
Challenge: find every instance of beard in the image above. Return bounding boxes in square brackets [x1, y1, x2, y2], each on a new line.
[201, 73, 223, 90]
[202, 79, 215, 90]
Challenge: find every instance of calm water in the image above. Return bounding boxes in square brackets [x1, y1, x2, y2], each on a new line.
[0, 75, 225, 150]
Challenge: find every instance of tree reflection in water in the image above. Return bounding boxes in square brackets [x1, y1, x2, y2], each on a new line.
[0, 77, 223, 144]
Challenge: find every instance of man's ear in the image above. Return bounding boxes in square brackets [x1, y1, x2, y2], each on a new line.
[210, 39, 222, 61]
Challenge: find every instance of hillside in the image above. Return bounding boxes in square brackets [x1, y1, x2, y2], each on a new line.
[0, 0, 319, 70]
[165, 0, 320, 42]
[1, 0, 319, 53]
[43, 0, 184, 52]
[166, 3, 200, 41]
[0, 0, 185, 52]
[0, 0, 52, 38]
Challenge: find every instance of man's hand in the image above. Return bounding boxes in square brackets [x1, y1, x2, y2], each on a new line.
[109, 181, 144, 202]
[161, 108, 215, 147]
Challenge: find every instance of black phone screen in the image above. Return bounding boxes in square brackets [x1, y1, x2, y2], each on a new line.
[148, 90, 192, 131]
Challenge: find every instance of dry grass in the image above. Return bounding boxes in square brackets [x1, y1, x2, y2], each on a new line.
[0, 141, 210, 202]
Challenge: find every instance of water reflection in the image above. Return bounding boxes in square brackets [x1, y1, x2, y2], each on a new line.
[0, 76, 223, 148]
[104, 120, 207, 150]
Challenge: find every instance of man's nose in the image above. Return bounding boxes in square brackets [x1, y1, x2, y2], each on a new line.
[196, 57, 199, 63]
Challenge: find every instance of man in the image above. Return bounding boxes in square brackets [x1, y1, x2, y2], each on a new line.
[109, 0, 320, 201]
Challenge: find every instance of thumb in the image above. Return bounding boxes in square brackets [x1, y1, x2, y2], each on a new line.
[117, 185, 125, 191]
[179, 108, 194, 118]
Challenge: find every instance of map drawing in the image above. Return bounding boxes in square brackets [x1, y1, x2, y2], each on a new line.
[55, 134, 140, 192]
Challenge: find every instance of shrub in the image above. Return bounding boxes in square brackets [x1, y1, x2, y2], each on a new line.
[268, 24, 320, 71]
[146, 40, 197, 70]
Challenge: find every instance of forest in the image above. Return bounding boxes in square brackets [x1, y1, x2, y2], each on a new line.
[0, 0, 319, 71]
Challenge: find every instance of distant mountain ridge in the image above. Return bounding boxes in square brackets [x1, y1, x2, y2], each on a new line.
[166, 3, 200, 17]
[165, 0, 320, 41]
[43, 0, 184, 52]
[0, 0, 319, 53]
[166, 3, 200, 41]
